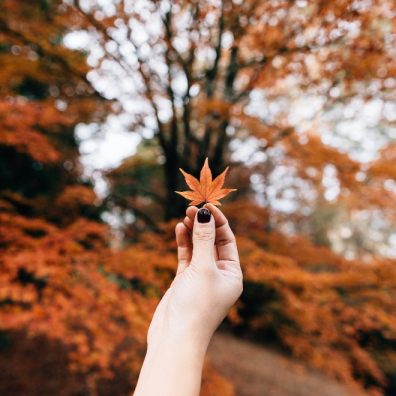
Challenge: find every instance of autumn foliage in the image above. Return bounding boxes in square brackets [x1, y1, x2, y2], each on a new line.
[223, 202, 396, 395]
[2, 1, 396, 396]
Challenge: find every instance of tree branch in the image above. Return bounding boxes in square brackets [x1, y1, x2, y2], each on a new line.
[109, 195, 162, 234]
[72, 0, 170, 155]
[205, 0, 225, 97]
[162, 9, 179, 151]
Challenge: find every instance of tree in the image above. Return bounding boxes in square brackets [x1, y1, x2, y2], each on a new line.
[70, 0, 396, 220]
[2, 1, 396, 395]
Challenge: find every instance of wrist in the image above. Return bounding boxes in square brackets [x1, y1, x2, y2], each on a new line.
[148, 323, 212, 360]
[135, 324, 209, 396]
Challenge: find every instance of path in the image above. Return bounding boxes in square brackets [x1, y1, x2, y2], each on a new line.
[207, 332, 357, 396]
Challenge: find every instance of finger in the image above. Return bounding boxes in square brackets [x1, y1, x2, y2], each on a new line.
[191, 208, 216, 270]
[185, 213, 219, 261]
[175, 222, 192, 275]
[186, 206, 198, 223]
[183, 216, 194, 232]
[205, 203, 239, 264]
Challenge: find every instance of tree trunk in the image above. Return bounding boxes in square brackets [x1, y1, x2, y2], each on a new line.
[162, 119, 230, 220]
[163, 151, 185, 220]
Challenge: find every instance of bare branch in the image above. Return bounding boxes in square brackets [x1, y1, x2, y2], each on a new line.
[162, 9, 179, 150]
[72, 0, 169, 153]
[205, 0, 225, 97]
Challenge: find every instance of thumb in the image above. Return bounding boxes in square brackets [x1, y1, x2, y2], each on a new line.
[191, 207, 216, 270]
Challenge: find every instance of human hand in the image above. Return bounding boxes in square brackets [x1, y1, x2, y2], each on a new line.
[134, 204, 242, 396]
[147, 203, 243, 350]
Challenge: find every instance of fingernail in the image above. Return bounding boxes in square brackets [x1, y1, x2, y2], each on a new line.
[197, 208, 211, 223]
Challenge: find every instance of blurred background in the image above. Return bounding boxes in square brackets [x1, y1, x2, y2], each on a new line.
[1, 0, 395, 395]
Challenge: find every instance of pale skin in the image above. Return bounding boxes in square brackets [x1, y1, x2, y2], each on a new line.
[133, 203, 243, 396]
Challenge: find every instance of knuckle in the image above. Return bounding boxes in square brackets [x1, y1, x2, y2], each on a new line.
[193, 229, 214, 241]
[217, 235, 236, 246]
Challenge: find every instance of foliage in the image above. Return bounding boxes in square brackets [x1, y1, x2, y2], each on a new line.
[0, 2, 234, 395]
[223, 201, 395, 395]
[113, 210, 396, 396]
[2, 1, 396, 396]
[226, 206, 396, 395]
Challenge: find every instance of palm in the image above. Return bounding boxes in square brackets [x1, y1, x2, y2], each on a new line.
[147, 204, 242, 346]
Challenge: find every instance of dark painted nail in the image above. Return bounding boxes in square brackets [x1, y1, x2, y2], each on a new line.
[197, 208, 211, 223]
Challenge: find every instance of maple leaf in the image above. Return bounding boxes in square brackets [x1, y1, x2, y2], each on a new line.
[176, 158, 237, 206]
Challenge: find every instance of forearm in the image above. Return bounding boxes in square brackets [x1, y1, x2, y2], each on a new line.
[134, 204, 242, 395]
[133, 330, 210, 396]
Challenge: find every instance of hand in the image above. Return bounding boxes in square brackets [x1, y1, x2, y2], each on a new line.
[134, 204, 242, 396]
[147, 203, 243, 349]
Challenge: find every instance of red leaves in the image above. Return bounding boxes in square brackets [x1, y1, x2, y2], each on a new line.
[176, 158, 237, 206]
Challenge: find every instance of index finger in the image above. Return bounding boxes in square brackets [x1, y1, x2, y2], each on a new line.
[205, 203, 239, 263]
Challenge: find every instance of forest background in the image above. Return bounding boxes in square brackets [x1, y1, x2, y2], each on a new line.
[1, 1, 396, 395]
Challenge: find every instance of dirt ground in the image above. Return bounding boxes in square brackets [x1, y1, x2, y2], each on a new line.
[207, 332, 357, 396]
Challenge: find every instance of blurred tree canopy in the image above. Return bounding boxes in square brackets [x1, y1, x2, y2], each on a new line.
[66, 0, 396, 224]
[1, 1, 396, 395]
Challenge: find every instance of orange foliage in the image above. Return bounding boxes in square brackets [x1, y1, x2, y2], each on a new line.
[0, 210, 234, 394]
[97, 212, 396, 395]
[220, 202, 396, 395]
[2, 1, 396, 396]
[0, 100, 63, 163]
